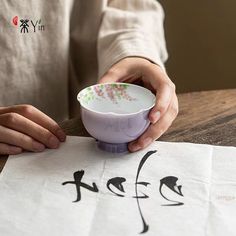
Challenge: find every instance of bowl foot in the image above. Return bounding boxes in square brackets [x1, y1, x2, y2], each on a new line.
[97, 141, 128, 153]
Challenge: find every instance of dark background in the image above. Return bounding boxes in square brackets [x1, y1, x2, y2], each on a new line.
[158, 0, 236, 93]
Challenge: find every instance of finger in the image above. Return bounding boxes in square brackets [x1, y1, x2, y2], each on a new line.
[99, 69, 123, 84]
[0, 143, 23, 155]
[0, 105, 66, 142]
[99, 58, 143, 84]
[0, 125, 46, 152]
[0, 113, 60, 149]
[128, 94, 178, 152]
[99, 68, 138, 84]
[141, 64, 175, 124]
[149, 81, 174, 124]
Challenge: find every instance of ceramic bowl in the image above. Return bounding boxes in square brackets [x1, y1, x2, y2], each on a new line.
[77, 83, 156, 153]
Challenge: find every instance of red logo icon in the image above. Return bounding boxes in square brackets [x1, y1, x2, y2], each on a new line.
[12, 16, 18, 26]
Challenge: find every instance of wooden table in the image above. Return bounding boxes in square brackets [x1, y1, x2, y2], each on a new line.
[1, 89, 235, 172]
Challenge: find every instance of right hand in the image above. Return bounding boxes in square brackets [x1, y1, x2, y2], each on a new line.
[0, 105, 66, 155]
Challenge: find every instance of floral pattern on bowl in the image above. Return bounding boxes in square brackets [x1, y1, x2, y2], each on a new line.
[81, 84, 136, 105]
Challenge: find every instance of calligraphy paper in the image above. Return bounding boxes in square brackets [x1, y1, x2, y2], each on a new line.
[0, 136, 236, 236]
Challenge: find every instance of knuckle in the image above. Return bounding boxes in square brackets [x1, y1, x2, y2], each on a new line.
[153, 125, 166, 138]
[50, 124, 61, 134]
[161, 79, 175, 91]
[138, 140, 147, 149]
[19, 134, 33, 150]
[166, 81, 176, 92]
[107, 63, 122, 76]
[172, 100, 179, 117]
[43, 130, 54, 143]
[19, 104, 35, 116]
[170, 82, 176, 91]
[134, 136, 147, 149]
[107, 68, 118, 77]
[157, 103, 166, 113]
[4, 112, 19, 125]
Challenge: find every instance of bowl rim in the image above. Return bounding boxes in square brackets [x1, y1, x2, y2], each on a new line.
[77, 82, 156, 116]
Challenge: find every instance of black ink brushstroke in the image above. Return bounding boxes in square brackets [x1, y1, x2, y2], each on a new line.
[107, 177, 126, 197]
[133, 182, 150, 199]
[159, 176, 184, 206]
[135, 150, 157, 234]
[62, 170, 98, 202]
[136, 182, 150, 187]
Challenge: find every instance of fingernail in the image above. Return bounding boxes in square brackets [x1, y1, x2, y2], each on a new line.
[129, 142, 142, 152]
[151, 111, 161, 124]
[9, 146, 22, 155]
[142, 137, 153, 147]
[32, 142, 45, 152]
[56, 129, 66, 142]
[48, 136, 60, 149]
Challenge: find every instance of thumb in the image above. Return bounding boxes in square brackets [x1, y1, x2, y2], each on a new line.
[99, 68, 122, 84]
[98, 58, 139, 84]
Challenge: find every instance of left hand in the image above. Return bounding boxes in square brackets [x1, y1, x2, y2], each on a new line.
[99, 57, 178, 152]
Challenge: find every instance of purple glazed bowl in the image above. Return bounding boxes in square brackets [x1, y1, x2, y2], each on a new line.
[77, 83, 156, 153]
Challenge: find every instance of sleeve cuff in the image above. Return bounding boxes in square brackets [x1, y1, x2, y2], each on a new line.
[98, 31, 168, 78]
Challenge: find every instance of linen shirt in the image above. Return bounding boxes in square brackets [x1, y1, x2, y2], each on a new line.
[0, 0, 168, 121]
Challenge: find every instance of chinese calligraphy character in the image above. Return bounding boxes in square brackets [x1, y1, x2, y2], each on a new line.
[159, 176, 184, 206]
[20, 19, 30, 33]
[62, 170, 98, 202]
[62, 150, 184, 234]
[107, 177, 126, 197]
[134, 150, 157, 234]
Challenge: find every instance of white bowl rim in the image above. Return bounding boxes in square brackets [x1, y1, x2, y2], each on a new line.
[77, 82, 156, 116]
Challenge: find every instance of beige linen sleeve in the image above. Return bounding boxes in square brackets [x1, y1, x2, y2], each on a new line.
[97, 0, 168, 78]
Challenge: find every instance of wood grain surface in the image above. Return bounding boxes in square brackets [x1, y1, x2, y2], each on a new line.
[160, 89, 236, 145]
[1, 89, 235, 173]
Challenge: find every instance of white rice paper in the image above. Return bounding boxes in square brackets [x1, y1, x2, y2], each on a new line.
[0, 136, 235, 236]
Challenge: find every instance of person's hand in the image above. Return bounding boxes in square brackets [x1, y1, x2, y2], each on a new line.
[0, 105, 66, 155]
[99, 57, 178, 152]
